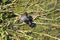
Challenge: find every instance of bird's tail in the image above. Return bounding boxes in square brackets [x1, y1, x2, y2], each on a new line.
[28, 22, 36, 28]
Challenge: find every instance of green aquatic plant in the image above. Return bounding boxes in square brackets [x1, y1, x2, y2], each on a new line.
[0, 0, 60, 40]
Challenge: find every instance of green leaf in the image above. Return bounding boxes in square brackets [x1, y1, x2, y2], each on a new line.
[25, 36, 32, 40]
[2, 0, 8, 3]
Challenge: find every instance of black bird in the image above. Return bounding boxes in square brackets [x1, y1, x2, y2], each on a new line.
[20, 12, 36, 28]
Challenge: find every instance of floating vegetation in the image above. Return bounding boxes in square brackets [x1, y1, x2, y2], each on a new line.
[0, 0, 60, 40]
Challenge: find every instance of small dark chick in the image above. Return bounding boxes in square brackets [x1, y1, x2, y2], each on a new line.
[20, 12, 36, 28]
